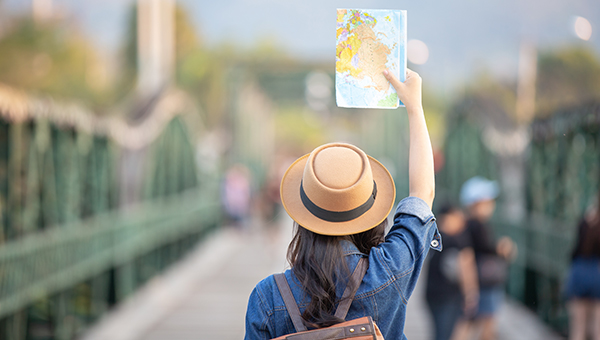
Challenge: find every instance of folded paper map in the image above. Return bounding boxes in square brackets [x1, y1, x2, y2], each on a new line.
[335, 9, 406, 109]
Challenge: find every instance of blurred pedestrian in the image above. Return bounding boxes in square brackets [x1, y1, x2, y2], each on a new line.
[244, 69, 441, 339]
[425, 204, 478, 340]
[565, 196, 600, 340]
[259, 156, 291, 227]
[458, 176, 516, 340]
[222, 164, 252, 229]
[257, 158, 290, 247]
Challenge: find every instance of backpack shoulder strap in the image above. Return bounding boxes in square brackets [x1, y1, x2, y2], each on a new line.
[274, 273, 308, 332]
[334, 257, 368, 320]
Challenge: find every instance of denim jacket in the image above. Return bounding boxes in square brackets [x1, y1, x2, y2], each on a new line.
[244, 196, 441, 340]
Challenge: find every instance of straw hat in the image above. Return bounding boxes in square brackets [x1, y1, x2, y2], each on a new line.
[280, 143, 395, 236]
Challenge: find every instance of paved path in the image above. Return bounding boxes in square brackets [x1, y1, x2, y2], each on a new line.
[82, 213, 563, 340]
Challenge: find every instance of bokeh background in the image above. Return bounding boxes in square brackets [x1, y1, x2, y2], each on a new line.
[0, 0, 599, 339]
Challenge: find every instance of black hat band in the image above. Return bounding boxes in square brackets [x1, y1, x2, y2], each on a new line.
[299, 181, 378, 223]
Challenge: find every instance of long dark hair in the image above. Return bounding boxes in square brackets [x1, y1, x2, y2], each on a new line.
[287, 219, 387, 328]
[581, 197, 600, 256]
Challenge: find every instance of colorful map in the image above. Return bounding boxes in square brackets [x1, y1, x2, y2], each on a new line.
[335, 9, 406, 109]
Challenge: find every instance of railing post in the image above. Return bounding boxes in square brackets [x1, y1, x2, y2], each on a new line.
[116, 262, 136, 302]
[8, 123, 25, 240]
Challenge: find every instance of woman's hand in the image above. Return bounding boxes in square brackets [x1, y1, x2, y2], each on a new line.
[383, 69, 423, 112]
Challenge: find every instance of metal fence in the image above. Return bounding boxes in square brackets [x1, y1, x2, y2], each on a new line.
[0, 84, 221, 339]
[519, 102, 600, 332]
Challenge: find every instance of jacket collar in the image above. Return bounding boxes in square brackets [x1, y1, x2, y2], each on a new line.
[340, 239, 368, 257]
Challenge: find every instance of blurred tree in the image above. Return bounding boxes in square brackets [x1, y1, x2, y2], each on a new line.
[174, 8, 294, 128]
[0, 17, 107, 107]
[448, 73, 518, 130]
[178, 49, 229, 128]
[246, 37, 291, 63]
[117, 2, 221, 122]
[117, 3, 205, 99]
[114, 3, 138, 102]
[422, 87, 445, 148]
[174, 5, 202, 61]
[536, 46, 600, 115]
[171, 5, 230, 128]
[117, 2, 296, 129]
[274, 106, 326, 153]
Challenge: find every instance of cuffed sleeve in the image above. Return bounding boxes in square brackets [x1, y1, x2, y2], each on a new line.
[394, 196, 435, 224]
[394, 196, 442, 252]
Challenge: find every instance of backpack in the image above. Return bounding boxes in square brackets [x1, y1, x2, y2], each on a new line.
[271, 257, 384, 340]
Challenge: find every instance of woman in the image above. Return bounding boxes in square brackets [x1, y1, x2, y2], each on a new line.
[565, 197, 600, 340]
[244, 69, 441, 339]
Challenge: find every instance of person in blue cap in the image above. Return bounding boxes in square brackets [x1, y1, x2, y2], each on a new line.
[455, 176, 516, 340]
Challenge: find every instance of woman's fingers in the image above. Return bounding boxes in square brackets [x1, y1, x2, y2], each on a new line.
[405, 68, 416, 78]
[383, 68, 422, 109]
[383, 69, 404, 91]
[405, 68, 422, 85]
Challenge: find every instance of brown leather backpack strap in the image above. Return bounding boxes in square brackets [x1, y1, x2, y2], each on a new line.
[274, 273, 308, 332]
[334, 257, 368, 320]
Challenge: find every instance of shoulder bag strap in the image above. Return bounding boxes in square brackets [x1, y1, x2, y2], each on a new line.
[274, 273, 308, 332]
[334, 257, 368, 320]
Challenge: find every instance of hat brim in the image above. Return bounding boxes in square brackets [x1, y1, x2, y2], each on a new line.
[280, 153, 396, 236]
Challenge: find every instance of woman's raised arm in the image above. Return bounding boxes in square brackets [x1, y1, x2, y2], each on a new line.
[383, 69, 435, 208]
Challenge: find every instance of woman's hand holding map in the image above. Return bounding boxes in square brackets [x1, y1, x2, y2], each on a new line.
[383, 68, 422, 113]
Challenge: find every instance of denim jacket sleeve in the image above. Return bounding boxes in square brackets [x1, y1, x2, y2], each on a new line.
[370, 196, 441, 302]
[245, 285, 271, 340]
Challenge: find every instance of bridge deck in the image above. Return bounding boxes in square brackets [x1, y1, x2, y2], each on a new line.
[82, 214, 564, 340]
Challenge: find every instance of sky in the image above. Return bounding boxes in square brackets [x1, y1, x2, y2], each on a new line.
[4, 0, 600, 93]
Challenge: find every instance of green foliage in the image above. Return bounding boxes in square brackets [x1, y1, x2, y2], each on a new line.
[274, 106, 327, 153]
[422, 87, 446, 147]
[0, 18, 107, 107]
[446, 73, 518, 134]
[168, 5, 230, 128]
[246, 37, 291, 63]
[113, 3, 138, 103]
[177, 48, 229, 128]
[536, 46, 600, 115]
[174, 5, 202, 61]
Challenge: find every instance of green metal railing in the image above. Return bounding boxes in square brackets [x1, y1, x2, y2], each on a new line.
[439, 99, 600, 334]
[0, 84, 221, 339]
[437, 99, 498, 202]
[520, 102, 600, 331]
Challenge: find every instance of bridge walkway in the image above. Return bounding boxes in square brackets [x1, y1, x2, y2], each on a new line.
[82, 213, 564, 340]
